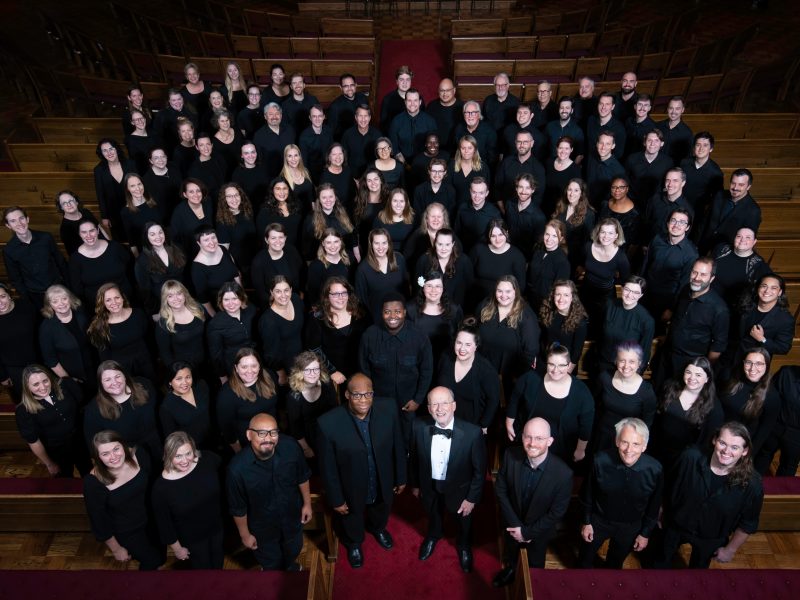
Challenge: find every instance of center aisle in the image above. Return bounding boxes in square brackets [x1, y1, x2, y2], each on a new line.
[377, 40, 447, 117]
[332, 483, 506, 600]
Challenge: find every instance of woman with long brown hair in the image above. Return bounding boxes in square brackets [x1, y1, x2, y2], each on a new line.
[301, 183, 356, 260]
[355, 228, 409, 321]
[538, 280, 588, 374]
[553, 178, 595, 275]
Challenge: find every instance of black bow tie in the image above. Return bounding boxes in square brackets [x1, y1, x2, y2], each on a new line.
[431, 426, 452, 439]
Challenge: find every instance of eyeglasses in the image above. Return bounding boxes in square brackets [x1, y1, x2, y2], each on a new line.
[622, 286, 642, 296]
[610, 185, 628, 190]
[669, 218, 689, 226]
[429, 402, 453, 409]
[328, 291, 349, 298]
[430, 169, 446, 175]
[438, 88, 454, 93]
[376, 146, 390, 151]
[248, 428, 279, 439]
[303, 367, 321, 374]
[547, 362, 569, 369]
[59, 198, 77, 207]
[744, 360, 767, 369]
[349, 391, 374, 400]
[464, 111, 480, 116]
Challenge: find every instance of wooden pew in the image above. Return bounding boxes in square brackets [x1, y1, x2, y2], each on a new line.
[454, 59, 515, 84]
[761, 239, 800, 278]
[451, 37, 508, 59]
[759, 201, 800, 238]
[650, 113, 800, 139]
[0, 478, 88, 532]
[32, 118, 122, 144]
[320, 17, 373, 37]
[305, 84, 370, 107]
[0, 172, 96, 206]
[451, 18, 505, 37]
[5, 143, 100, 172]
[457, 83, 524, 102]
[720, 167, 800, 200]
[710, 139, 800, 168]
[0, 406, 27, 450]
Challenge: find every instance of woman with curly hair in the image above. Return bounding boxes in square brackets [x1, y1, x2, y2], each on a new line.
[305, 276, 371, 386]
[215, 183, 257, 275]
[134, 222, 187, 316]
[88, 284, 154, 381]
[720, 348, 780, 458]
[155, 281, 206, 371]
[286, 351, 338, 461]
[553, 178, 595, 275]
[302, 183, 357, 261]
[255, 176, 303, 249]
[650, 356, 724, 472]
[217, 348, 278, 452]
[353, 168, 389, 251]
[538, 279, 589, 375]
[355, 228, 409, 321]
[306, 228, 355, 304]
[406, 270, 463, 369]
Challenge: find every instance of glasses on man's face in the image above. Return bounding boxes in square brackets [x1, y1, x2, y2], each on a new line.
[349, 391, 374, 400]
[304, 367, 321, 374]
[328, 290, 349, 298]
[610, 185, 628, 190]
[669, 218, 689, 226]
[248, 428, 279, 439]
[464, 111, 480, 116]
[622, 286, 642, 296]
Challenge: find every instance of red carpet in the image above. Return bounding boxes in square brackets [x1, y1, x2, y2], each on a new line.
[378, 40, 447, 108]
[332, 484, 505, 600]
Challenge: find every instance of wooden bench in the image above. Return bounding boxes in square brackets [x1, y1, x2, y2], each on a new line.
[650, 113, 800, 139]
[5, 143, 100, 172]
[761, 239, 800, 278]
[759, 201, 800, 238]
[320, 17, 373, 37]
[31, 118, 121, 144]
[710, 139, 800, 168]
[513, 58, 576, 83]
[451, 18, 505, 37]
[0, 406, 26, 451]
[0, 172, 96, 206]
[453, 59, 515, 84]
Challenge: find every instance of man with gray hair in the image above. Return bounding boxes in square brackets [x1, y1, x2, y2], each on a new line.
[577, 418, 663, 568]
[253, 102, 296, 179]
[483, 72, 520, 133]
[453, 100, 498, 164]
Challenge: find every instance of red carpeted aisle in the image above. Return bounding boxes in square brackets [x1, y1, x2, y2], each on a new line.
[377, 40, 447, 110]
[332, 484, 505, 600]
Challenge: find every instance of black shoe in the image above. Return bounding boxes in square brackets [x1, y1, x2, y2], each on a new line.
[418, 537, 438, 561]
[492, 566, 516, 587]
[458, 548, 473, 573]
[373, 529, 393, 550]
[347, 546, 363, 568]
[286, 562, 303, 572]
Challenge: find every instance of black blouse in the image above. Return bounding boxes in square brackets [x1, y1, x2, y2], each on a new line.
[159, 380, 214, 449]
[436, 353, 500, 428]
[258, 295, 305, 372]
[286, 383, 338, 450]
[216, 381, 278, 446]
[155, 316, 207, 370]
[190, 247, 240, 306]
[206, 305, 257, 376]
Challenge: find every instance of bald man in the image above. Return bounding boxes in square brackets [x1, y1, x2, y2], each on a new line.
[493, 417, 573, 587]
[227, 413, 312, 571]
[425, 78, 464, 153]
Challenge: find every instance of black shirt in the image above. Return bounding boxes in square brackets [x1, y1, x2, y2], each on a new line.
[207, 305, 257, 376]
[3, 230, 68, 296]
[667, 287, 729, 357]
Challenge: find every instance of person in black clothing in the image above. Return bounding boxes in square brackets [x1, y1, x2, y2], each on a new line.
[380, 65, 419, 133]
[711, 227, 771, 309]
[215, 183, 258, 278]
[483, 72, 521, 135]
[319, 143, 356, 210]
[578, 418, 663, 568]
[413, 158, 457, 221]
[359, 292, 434, 444]
[755, 365, 800, 476]
[502, 103, 548, 163]
[135, 222, 187, 317]
[299, 104, 334, 183]
[282, 73, 319, 136]
[171, 118, 198, 180]
[83, 361, 161, 464]
[436, 317, 500, 432]
[142, 147, 182, 223]
[120, 85, 153, 138]
[680, 131, 724, 214]
[537, 280, 588, 374]
[626, 129, 674, 207]
[553, 178, 596, 276]
[623, 94, 656, 160]
[15, 365, 89, 477]
[155, 281, 207, 373]
[586, 131, 626, 207]
[613, 72, 638, 124]
[355, 229, 409, 322]
[409, 133, 450, 193]
[228, 412, 312, 571]
[306, 228, 355, 305]
[425, 78, 463, 153]
[317, 373, 407, 569]
[153, 88, 197, 157]
[232, 143, 271, 211]
[3, 206, 68, 309]
[469, 219, 527, 312]
[55, 190, 109, 256]
[697, 168, 762, 255]
[93, 138, 137, 241]
[191, 227, 241, 316]
[159, 362, 214, 450]
[237, 85, 264, 140]
[286, 351, 338, 463]
[153, 432, 224, 569]
[494, 130, 546, 209]
[119, 174, 161, 255]
[39, 284, 94, 388]
[587, 93, 627, 161]
[328, 73, 370, 141]
[251, 223, 305, 309]
[302, 183, 357, 262]
[170, 178, 214, 260]
[453, 177, 502, 253]
[543, 136, 582, 217]
[505, 172, 547, 264]
[656, 97, 694, 167]
[453, 102, 498, 167]
[253, 102, 297, 180]
[527, 220, 571, 313]
[187, 133, 227, 202]
[0, 283, 40, 402]
[341, 104, 381, 179]
[258, 275, 304, 386]
[125, 109, 160, 175]
[643, 167, 693, 240]
[405, 270, 463, 370]
[255, 177, 304, 250]
[654, 422, 763, 568]
[206, 282, 257, 380]
[544, 98, 585, 162]
[83, 430, 164, 570]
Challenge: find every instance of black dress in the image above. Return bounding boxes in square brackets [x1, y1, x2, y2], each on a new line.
[414, 253, 473, 309]
[93, 159, 137, 241]
[526, 247, 571, 311]
[159, 380, 214, 450]
[319, 167, 356, 209]
[544, 161, 581, 215]
[190, 247, 240, 307]
[212, 132, 245, 179]
[15, 378, 89, 476]
[206, 305, 257, 377]
[286, 383, 338, 452]
[134, 251, 187, 316]
[304, 309, 372, 378]
[405, 303, 463, 370]
[599, 201, 642, 254]
[255, 207, 304, 251]
[538, 313, 588, 372]
[720, 381, 781, 457]
[367, 160, 405, 190]
[125, 133, 160, 175]
[650, 397, 724, 472]
[436, 353, 500, 428]
[579, 243, 630, 339]
[69, 242, 134, 306]
[82, 449, 164, 570]
[469, 244, 527, 313]
[447, 162, 491, 207]
[60, 208, 103, 256]
[233, 166, 271, 212]
[0, 301, 39, 401]
[155, 316, 207, 371]
[170, 200, 213, 259]
[120, 203, 162, 252]
[258, 295, 305, 374]
[592, 371, 657, 452]
[355, 255, 409, 322]
[38, 309, 94, 383]
[556, 209, 596, 276]
[217, 381, 278, 447]
[143, 167, 182, 223]
[215, 213, 258, 275]
[596, 300, 655, 374]
[94, 309, 155, 381]
[478, 302, 540, 385]
[151, 452, 224, 570]
[250, 246, 305, 309]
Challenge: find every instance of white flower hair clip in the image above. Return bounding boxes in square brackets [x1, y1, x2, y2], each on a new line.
[417, 276, 426, 287]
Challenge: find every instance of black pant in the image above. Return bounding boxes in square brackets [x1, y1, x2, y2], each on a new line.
[755, 421, 800, 476]
[185, 528, 225, 569]
[117, 526, 165, 570]
[654, 526, 726, 568]
[577, 517, 641, 568]
[502, 528, 555, 569]
[423, 480, 473, 549]
[339, 496, 391, 548]
[254, 524, 303, 570]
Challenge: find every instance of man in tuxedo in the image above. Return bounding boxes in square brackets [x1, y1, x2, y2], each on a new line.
[410, 386, 487, 572]
[493, 417, 573, 587]
[317, 373, 407, 569]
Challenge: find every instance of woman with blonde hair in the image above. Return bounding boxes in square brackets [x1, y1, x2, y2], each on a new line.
[39, 284, 94, 386]
[220, 60, 247, 114]
[449, 134, 490, 205]
[155, 280, 206, 371]
[306, 228, 354, 304]
[287, 351, 337, 461]
[280, 143, 314, 208]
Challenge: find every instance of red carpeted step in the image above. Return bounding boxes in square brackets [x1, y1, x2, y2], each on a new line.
[378, 40, 447, 116]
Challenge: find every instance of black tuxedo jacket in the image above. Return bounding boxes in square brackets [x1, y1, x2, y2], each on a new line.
[409, 416, 486, 513]
[317, 398, 407, 511]
[495, 446, 573, 541]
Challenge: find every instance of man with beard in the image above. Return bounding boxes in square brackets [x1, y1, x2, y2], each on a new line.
[328, 73, 370, 140]
[696, 168, 762, 255]
[613, 71, 639, 124]
[227, 413, 312, 571]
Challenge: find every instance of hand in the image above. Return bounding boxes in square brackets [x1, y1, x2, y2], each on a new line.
[581, 524, 594, 543]
[395, 152, 406, 164]
[352, 247, 361, 263]
[660, 309, 672, 323]
[101, 219, 112, 232]
[482, 427, 488, 435]
[411, 487, 420, 498]
[393, 484, 406, 495]
[112, 546, 131, 562]
[713, 545, 736, 563]
[750, 324, 766, 343]
[300, 502, 312, 524]
[401, 400, 419, 412]
[241, 532, 258, 550]
[231, 441, 242, 454]
[505, 418, 516, 442]
[219, 376, 228, 385]
[277, 369, 288, 386]
[573, 447, 586, 462]
[331, 371, 347, 385]
[45, 462, 60, 476]
[457, 500, 475, 517]
[633, 535, 649, 552]
[0, 378, 11, 387]
[302, 446, 315, 459]
[506, 526, 528, 543]
[334, 503, 349, 515]
[174, 545, 190, 561]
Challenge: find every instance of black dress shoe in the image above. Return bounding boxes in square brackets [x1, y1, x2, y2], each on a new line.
[492, 566, 516, 587]
[347, 546, 363, 568]
[418, 537, 438, 560]
[373, 529, 394, 550]
[458, 548, 473, 573]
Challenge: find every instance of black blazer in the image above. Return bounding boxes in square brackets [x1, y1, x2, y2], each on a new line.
[409, 416, 486, 513]
[317, 398, 407, 511]
[495, 446, 573, 541]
